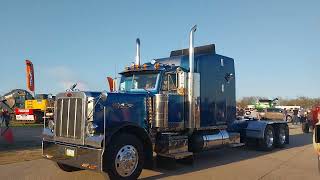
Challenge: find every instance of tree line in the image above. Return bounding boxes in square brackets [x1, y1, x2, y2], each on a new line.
[237, 96, 320, 109]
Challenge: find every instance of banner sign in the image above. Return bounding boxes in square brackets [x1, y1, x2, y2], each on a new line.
[25, 60, 35, 92]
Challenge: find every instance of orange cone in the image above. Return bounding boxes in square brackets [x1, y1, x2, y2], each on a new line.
[3, 128, 14, 143]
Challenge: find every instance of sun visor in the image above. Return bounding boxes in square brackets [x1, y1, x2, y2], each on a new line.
[170, 44, 215, 57]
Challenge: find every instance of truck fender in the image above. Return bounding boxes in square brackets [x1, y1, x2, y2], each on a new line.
[246, 121, 288, 140]
[245, 121, 268, 139]
[103, 122, 153, 169]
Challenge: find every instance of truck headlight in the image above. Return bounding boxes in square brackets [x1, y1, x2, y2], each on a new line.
[86, 122, 98, 136]
[48, 120, 55, 133]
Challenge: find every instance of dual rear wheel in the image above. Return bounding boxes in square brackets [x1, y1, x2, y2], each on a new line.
[259, 124, 288, 151]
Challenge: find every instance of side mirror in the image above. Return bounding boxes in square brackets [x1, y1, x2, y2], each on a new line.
[100, 91, 108, 101]
[177, 68, 187, 95]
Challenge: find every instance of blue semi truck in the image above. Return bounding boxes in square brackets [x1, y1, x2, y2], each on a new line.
[42, 26, 289, 179]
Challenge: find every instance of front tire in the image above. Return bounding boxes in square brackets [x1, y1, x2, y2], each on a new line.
[105, 134, 144, 180]
[259, 125, 275, 151]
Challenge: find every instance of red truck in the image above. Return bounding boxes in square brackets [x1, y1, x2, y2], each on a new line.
[302, 106, 320, 133]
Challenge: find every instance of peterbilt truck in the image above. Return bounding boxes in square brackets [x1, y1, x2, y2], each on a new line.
[42, 26, 289, 179]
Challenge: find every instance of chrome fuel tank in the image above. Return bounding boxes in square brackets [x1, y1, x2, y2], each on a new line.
[189, 130, 240, 152]
[153, 94, 168, 128]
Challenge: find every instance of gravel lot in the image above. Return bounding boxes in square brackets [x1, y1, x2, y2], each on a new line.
[0, 125, 318, 180]
[0, 126, 42, 151]
[0, 127, 42, 165]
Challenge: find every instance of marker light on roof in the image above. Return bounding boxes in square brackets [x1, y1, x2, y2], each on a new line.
[154, 63, 160, 70]
[141, 64, 146, 69]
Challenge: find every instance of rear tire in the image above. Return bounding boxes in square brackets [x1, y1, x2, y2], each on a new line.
[302, 122, 309, 133]
[275, 124, 288, 148]
[259, 125, 275, 151]
[104, 134, 144, 180]
[56, 162, 82, 172]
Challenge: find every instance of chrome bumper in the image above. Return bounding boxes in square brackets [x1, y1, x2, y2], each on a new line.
[42, 140, 103, 172]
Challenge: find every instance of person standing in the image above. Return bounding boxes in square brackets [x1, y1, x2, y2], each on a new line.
[283, 108, 288, 121]
[0, 108, 13, 143]
[0, 109, 3, 126]
[293, 108, 299, 125]
[299, 108, 305, 124]
[1, 109, 10, 128]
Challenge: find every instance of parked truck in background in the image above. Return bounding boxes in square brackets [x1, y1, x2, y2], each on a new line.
[0, 89, 34, 122]
[0, 90, 55, 124]
[258, 108, 284, 121]
[23, 94, 55, 123]
[42, 26, 289, 179]
[303, 106, 320, 133]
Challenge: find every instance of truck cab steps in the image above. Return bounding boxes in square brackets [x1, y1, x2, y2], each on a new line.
[155, 133, 192, 160]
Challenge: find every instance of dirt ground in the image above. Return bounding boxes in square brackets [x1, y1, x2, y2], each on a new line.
[0, 127, 42, 165]
[0, 125, 318, 180]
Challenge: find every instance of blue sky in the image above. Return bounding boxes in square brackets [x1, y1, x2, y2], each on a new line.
[0, 0, 319, 99]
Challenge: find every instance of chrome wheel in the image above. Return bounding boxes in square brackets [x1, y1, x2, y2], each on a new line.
[115, 145, 139, 177]
[278, 128, 286, 145]
[266, 128, 274, 148]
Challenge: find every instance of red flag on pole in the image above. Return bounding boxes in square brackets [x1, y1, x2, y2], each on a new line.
[107, 77, 114, 92]
[26, 60, 35, 92]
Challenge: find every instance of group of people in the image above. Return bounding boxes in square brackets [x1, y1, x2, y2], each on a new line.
[283, 108, 307, 125]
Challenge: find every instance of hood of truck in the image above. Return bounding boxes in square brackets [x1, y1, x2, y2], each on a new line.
[95, 92, 149, 131]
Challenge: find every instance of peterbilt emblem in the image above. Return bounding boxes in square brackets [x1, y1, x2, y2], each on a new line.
[112, 103, 134, 109]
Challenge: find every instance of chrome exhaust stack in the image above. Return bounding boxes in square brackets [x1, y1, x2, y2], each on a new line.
[187, 25, 200, 132]
[135, 38, 141, 66]
[189, 25, 197, 73]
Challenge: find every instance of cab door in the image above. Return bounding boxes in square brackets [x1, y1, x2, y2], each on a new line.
[161, 71, 185, 128]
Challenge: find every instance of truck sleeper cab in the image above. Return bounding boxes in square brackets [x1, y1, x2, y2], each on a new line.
[42, 26, 289, 180]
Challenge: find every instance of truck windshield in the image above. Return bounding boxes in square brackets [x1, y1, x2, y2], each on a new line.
[119, 72, 160, 92]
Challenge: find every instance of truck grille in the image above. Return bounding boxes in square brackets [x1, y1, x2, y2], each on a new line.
[55, 98, 83, 139]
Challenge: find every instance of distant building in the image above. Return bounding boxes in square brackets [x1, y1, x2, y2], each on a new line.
[275, 106, 301, 112]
